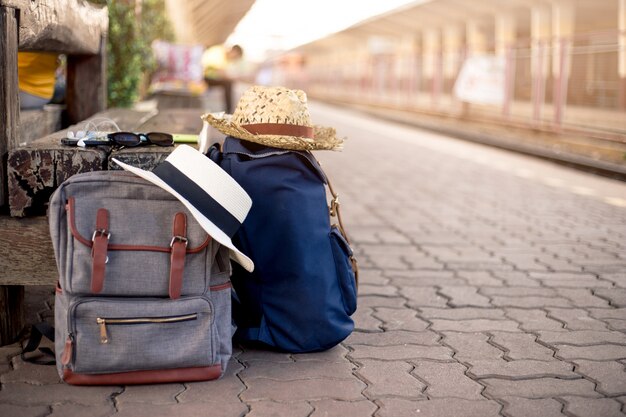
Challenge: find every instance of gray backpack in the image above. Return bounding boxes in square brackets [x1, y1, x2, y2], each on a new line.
[49, 170, 233, 385]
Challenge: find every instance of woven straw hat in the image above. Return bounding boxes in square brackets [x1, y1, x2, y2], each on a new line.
[201, 85, 344, 151]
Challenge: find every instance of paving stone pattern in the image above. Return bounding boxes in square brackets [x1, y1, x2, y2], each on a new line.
[2, 104, 626, 416]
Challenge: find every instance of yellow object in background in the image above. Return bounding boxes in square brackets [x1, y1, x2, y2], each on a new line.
[201, 45, 226, 79]
[18, 52, 58, 99]
[172, 134, 198, 143]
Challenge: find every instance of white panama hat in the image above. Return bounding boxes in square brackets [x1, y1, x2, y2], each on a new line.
[112, 145, 254, 272]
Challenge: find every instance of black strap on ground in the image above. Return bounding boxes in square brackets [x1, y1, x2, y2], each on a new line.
[21, 322, 56, 365]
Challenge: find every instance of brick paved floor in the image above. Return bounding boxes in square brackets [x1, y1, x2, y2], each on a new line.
[1, 101, 625, 416]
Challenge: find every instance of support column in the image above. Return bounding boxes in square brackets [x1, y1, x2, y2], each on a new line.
[552, 0, 575, 127]
[619, 0, 626, 109]
[0, 6, 19, 209]
[496, 14, 516, 57]
[357, 48, 369, 100]
[365, 51, 374, 100]
[496, 14, 517, 117]
[396, 36, 416, 105]
[351, 49, 363, 100]
[423, 29, 442, 106]
[412, 33, 423, 106]
[443, 26, 463, 81]
[407, 35, 421, 106]
[443, 26, 463, 110]
[66, 36, 107, 124]
[531, 4, 551, 124]
[0, 286, 24, 346]
[466, 21, 489, 56]
[462, 21, 489, 115]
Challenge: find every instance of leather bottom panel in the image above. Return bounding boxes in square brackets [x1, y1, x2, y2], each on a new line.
[63, 364, 222, 385]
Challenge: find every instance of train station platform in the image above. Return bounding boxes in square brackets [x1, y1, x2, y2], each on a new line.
[1, 99, 625, 417]
[316, 97, 626, 181]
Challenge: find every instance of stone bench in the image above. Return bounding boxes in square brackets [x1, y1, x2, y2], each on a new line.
[0, 107, 207, 345]
[0, 0, 108, 344]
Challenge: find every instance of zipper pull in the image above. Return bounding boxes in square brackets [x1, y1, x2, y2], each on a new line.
[61, 334, 74, 365]
[96, 318, 108, 344]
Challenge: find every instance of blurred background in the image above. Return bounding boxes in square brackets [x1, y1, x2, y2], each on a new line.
[87, 0, 625, 170]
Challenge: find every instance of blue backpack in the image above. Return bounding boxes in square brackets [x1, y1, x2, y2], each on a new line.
[209, 137, 358, 353]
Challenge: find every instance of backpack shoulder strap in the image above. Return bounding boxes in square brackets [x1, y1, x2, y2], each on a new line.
[314, 158, 359, 285]
[21, 322, 56, 365]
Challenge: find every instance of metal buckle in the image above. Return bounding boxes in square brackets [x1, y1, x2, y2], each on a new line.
[330, 196, 340, 217]
[170, 236, 189, 248]
[91, 229, 111, 241]
[91, 230, 110, 264]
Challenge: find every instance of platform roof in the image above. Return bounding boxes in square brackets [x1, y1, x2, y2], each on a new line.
[165, 0, 255, 47]
[296, 0, 618, 53]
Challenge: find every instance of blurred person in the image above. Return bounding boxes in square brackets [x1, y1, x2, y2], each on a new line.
[50, 55, 67, 105]
[18, 52, 62, 110]
[202, 44, 246, 113]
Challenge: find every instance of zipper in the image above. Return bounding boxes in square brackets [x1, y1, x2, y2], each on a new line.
[96, 313, 198, 344]
[65, 296, 214, 371]
[68, 295, 212, 338]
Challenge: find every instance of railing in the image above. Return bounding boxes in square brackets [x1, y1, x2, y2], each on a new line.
[272, 30, 626, 145]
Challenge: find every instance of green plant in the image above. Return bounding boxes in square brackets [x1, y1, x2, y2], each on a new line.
[91, 0, 174, 107]
[136, 0, 176, 96]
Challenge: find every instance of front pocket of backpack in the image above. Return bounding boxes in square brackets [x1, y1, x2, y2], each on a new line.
[329, 227, 357, 315]
[68, 296, 215, 374]
[65, 196, 211, 296]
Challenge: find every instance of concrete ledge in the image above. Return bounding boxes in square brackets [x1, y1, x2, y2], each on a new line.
[325, 99, 626, 182]
[18, 104, 64, 146]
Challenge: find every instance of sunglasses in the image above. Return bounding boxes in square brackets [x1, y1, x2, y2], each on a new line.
[106, 132, 174, 147]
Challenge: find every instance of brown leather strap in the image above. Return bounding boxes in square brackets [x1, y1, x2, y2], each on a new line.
[241, 123, 314, 138]
[67, 197, 211, 253]
[169, 212, 188, 299]
[91, 208, 110, 294]
[315, 158, 359, 287]
[61, 336, 73, 366]
[63, 364, 222, 385]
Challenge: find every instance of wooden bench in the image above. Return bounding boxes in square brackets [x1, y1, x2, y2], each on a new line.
[0, 0, 107, 344]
